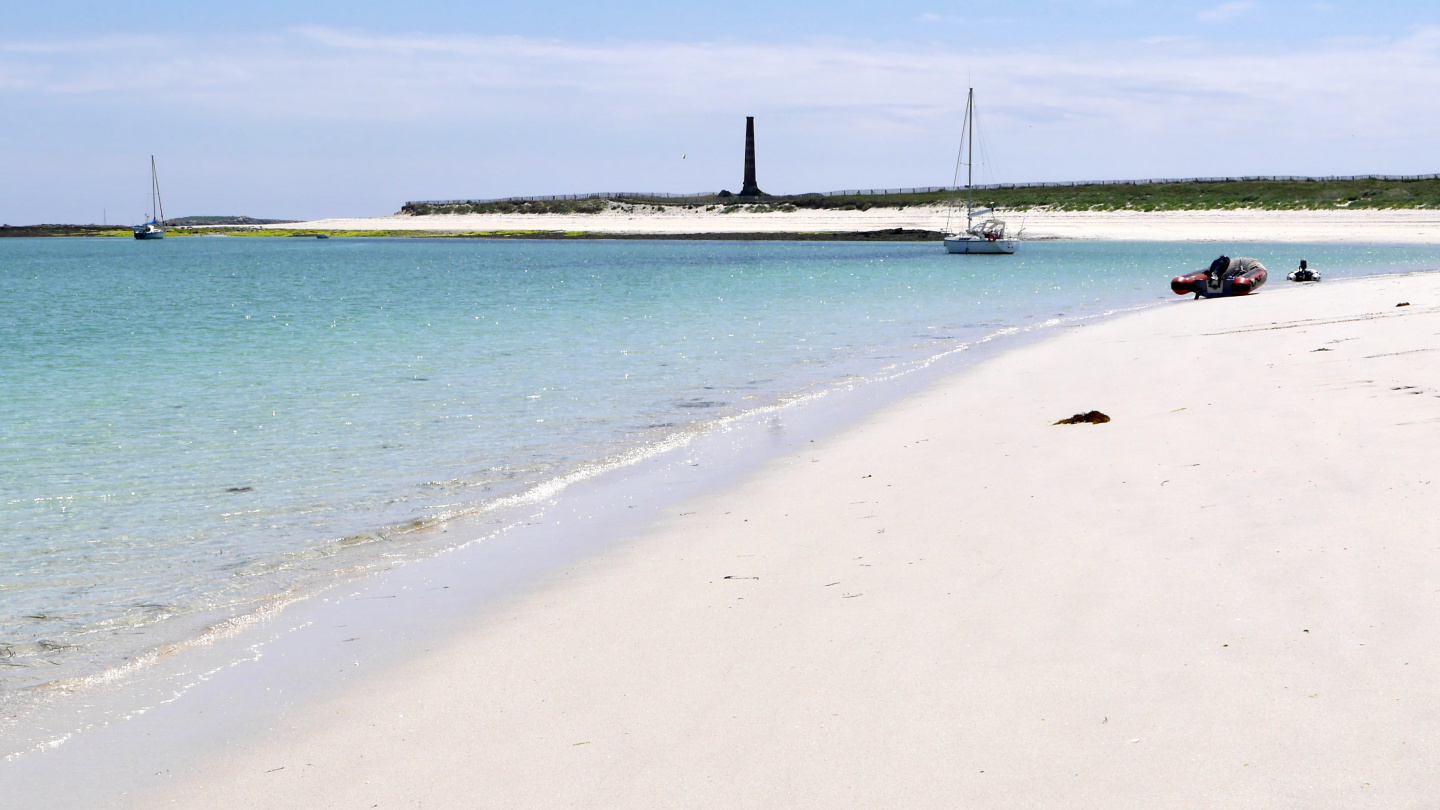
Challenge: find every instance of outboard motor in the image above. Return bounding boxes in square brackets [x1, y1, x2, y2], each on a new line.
[1206, 255, 1230, 294]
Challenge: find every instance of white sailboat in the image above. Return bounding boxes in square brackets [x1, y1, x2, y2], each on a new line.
[133, 156, 166, 240]
[943, 88, 1018, 255]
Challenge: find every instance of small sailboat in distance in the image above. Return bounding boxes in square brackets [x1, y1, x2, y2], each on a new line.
[133, 156, 166, 240]
[943, 88, 1018, 255]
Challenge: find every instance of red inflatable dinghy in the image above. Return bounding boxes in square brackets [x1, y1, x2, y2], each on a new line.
[1172, 256, 1267, 298]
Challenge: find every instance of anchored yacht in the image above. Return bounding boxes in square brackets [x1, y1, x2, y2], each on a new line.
[133, 156, 166, 240]
[943, 89, 1018, 255]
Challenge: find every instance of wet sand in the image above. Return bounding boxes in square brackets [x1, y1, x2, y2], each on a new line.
[130, 270, 1440, 807]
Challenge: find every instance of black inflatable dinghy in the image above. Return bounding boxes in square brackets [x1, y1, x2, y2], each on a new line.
[1287, 259, 1320, 282]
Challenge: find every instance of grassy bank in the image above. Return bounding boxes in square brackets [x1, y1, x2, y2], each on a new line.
[0, 225, 132, 237]
[178, 228, 945, 241]
[404, 177, 1440, 216]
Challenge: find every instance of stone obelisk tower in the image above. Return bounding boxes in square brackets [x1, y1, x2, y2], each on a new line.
[739, 116, 763, 196]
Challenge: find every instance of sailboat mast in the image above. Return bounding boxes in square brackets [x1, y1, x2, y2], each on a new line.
[150, 156, 165, 224]
[966, 88, 974, 220]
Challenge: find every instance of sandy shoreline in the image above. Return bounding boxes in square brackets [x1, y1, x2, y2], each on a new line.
[11, 270, 1440, 807]
[274, 207, 1440, 243]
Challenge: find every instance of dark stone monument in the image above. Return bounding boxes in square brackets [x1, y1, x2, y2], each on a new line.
[739, 116, 764, 197]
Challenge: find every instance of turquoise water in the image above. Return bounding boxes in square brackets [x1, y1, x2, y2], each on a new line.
[3, 237, 1439, 693]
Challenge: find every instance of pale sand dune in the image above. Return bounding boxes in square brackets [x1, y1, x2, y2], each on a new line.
[154, 272, 1440, 807]
[278, 207, 1440, 242]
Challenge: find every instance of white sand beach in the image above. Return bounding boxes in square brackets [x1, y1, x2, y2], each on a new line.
[110, 270, 1440, 807]
[276, 207, 1440, 243]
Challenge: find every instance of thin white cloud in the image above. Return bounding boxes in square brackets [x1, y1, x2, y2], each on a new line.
[4, 25, 1437, 132]
[3, 24, 1440, 218]
[1196, 1, 1256, 23]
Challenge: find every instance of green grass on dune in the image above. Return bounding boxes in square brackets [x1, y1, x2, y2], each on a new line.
[968, 177, 1440, 211]
[401, 177, 1440, 215]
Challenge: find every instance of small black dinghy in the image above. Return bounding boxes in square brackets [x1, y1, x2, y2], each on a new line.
[1288, 259, 1321, 282]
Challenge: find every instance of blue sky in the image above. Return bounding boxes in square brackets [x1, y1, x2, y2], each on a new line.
[3, 1, 1439, 222]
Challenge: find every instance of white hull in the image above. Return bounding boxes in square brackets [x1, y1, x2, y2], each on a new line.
[944, 236, 1018, 254]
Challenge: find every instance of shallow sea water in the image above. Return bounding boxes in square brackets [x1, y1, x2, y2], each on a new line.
[2, 236, 1438, 695]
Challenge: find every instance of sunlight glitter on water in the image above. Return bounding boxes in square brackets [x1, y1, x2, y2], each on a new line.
[2, 236, 1437, 694]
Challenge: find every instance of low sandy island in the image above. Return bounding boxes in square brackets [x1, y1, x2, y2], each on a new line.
[74, 269, 1433, 807]
[276, 207, 1440, 242]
